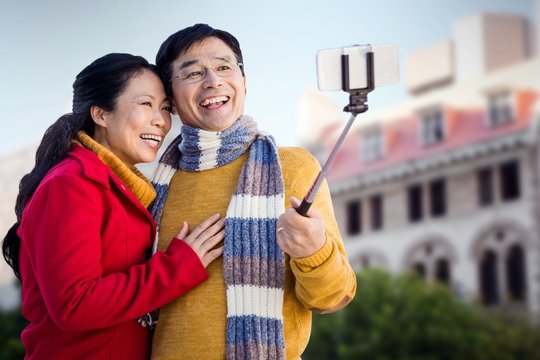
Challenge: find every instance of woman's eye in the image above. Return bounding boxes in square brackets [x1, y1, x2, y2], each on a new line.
[162, 106, 172, 113]
[141, 101, 152, 107]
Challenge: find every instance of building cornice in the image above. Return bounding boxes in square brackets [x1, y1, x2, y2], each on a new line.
[330, 129, 532, 194]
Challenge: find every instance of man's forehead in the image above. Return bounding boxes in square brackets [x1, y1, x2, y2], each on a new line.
[174, 37, 235, 63]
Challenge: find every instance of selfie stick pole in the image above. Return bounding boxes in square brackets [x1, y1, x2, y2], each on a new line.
[297, 50, 375, 216]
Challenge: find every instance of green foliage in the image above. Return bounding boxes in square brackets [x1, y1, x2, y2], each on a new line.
[0, 307, 26, 360]
[304, 269, 540, 360]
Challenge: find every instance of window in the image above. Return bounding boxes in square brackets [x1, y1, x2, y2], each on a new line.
[370, 194, 383, 231]
[362, 128, 384, 163]
[500, 160, 521, 201]
[408, 184, 423, 223]
[480, 250, 499, 305]
[421, 108, 445, 145]
[429, 178, 446, 217]
[487, 91, 514, 127]
[346, 199, 362, 235]
[406, 242, 454, 285]
[435, 258, 451, 284]
[413, 263, 426, 279]
[477, 228, 528, 306]
[506, 245, 526, 301]
[478, 168, 494, 206]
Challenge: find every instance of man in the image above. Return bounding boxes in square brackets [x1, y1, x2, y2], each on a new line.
[149, 23, 356, 360]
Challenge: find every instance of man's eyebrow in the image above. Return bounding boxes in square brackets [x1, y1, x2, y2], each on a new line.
[179, 55, 235, 69]
[215, 55, 234, 62]
[179, 59, 198, 70]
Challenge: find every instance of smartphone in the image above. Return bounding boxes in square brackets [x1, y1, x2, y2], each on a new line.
[316, 44, 400, 91]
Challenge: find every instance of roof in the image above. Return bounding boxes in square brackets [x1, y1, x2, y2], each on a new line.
[327, 89, 538, 183]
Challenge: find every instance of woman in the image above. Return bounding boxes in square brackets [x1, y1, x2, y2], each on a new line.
[2, 53, 224, 359]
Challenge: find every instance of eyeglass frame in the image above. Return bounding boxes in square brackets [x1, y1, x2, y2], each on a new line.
[169, 59, 244, 84]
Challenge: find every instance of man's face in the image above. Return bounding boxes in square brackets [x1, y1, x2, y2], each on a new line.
[169, 37, 246, 132]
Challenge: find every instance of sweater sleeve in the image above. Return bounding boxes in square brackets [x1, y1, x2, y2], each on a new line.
[283, 148, 357, 313]
[19, 173, 208, 331]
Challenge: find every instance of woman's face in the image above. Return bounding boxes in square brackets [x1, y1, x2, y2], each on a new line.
[93, 70, 172, 166]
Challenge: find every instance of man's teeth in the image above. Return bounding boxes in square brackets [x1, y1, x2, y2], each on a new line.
[200, 96, 228, 107]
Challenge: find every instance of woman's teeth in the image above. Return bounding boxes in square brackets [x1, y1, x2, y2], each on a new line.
[140, 134, 163, 147]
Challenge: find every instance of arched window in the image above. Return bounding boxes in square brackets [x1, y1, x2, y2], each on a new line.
[413, 262, 426, 279]
[435, 258, 451, 284]
[350, 250, 388, 272]
[480, 250, 499, 305]
[506, 245, 526, 301]
[473, 223, 529, 306]
[403, 238, 456, 285]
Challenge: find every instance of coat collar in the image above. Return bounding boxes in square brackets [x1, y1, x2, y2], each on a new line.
[68, 143, 157, 232]
[68, 143, 112, 189]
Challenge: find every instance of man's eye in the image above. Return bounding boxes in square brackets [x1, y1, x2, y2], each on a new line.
[185, 70, 203, 79]
[217, 65, 232, 71]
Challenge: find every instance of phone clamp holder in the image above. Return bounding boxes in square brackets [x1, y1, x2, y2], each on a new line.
[342, 51, 375, 115]
[297, 50, 375, 216]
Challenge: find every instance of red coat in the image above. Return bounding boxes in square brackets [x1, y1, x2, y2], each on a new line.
[18, 144, 207, 360]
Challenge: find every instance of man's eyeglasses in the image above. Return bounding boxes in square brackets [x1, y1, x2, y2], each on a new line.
[170, 60, 243, 84]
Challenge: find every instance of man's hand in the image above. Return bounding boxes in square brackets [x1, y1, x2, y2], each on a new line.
[276, 196, 326, 258]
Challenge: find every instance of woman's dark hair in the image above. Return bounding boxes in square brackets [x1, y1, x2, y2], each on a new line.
[155, 23, 245, 98]
[2, 53, 158, 281]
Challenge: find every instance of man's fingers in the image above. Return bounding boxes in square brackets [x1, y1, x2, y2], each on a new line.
[289, 196, 301, 208]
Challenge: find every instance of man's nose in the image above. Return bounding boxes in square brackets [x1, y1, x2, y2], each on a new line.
[202, 68, 223, 88]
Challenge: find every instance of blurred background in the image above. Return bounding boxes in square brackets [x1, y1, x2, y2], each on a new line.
[1, 0, 539, 358]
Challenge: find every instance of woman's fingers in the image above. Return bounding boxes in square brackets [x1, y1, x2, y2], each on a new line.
[202, 246, 224, 267]
[201, 229, 225, 251]
[185, 219, 225, 247]
[185, 213, 221, 241]
[176, 215, 226, 268]
[177, 221, 189, 240]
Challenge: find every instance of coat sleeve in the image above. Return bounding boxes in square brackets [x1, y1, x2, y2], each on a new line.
[19, 172, 208, 331]
[285, 149, 357, 313]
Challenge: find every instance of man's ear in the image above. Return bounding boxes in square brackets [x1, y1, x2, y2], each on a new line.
[90, 105, 108, 127]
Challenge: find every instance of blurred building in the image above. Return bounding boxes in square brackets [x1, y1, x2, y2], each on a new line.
[302, 10, 540, 314]
[0, 144, 37, 309]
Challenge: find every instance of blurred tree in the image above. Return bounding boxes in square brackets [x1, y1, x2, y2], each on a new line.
[0, 280, 25, 360]
[0, 308, 26, 359]
[303, 269, 540, 360]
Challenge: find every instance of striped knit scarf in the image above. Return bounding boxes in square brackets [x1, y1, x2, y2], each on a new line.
[146, 116, 286, 359]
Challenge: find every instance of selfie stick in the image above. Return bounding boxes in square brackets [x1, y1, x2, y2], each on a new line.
[297, 50, 375, 216]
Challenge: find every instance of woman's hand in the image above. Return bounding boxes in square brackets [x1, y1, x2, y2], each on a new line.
[176, 214, 225, 268]
[276, 196, 326, 258]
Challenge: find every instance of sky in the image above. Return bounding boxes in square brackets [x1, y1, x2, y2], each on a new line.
[0, 0, 535, 156]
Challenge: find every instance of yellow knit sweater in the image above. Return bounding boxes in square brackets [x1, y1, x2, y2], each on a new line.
[151, 147, 356, 360]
